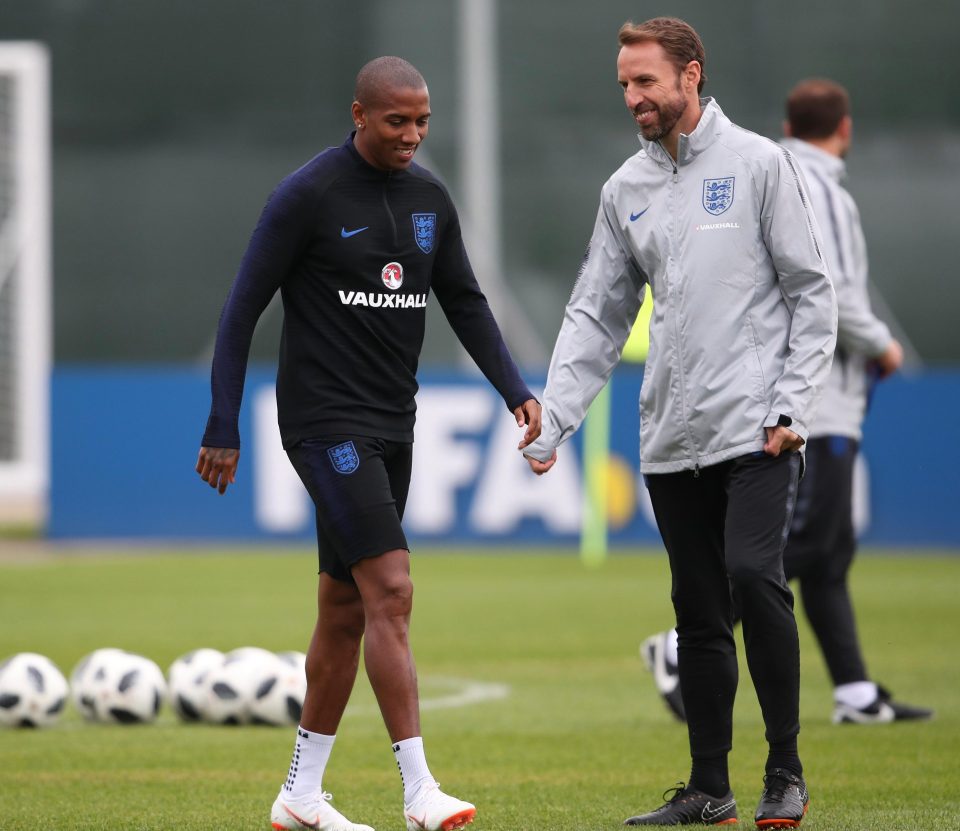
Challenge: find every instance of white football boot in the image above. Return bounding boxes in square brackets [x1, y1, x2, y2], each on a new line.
[403, 782, 476, 831]
[271, 790, 374, 831]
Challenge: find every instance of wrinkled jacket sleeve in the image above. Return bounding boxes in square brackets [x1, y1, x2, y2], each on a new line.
[760, 148, 838, 441]
[831, 195, 891, 357]
[523, 188, 646, 462]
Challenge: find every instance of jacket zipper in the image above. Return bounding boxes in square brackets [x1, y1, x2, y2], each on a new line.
[382, 173, 398, 247]
[661, 145, 702, 474]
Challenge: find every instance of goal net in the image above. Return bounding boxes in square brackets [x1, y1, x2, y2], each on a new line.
[0, 43, 50, 525]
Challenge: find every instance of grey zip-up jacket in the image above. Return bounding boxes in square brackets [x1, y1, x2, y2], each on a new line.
[525, 99, 838, 473]
[781, 138, 892, 441]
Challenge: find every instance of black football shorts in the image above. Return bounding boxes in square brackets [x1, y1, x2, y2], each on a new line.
[286, 435, 412, 582]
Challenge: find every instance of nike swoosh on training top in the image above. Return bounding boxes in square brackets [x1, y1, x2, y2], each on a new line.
[701, 799, 737, 822]
[629, 208, 649, 221]
[340, 226, 369, 238]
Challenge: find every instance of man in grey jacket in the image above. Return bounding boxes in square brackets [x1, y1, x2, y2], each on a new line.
[640, 78, 933, 730]
[778, 80, 931, 724]
[523, 18, 837, 828]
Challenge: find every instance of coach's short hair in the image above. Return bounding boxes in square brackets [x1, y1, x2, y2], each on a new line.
[618, 17, 707, 93]
[786, 78, 850, 139]
[354, 56, 426, 108]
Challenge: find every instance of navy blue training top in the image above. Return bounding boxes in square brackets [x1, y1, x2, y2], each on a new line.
[202, 134, 533, 449]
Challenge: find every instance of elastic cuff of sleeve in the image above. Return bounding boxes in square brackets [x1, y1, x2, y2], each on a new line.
[762, 412, 808, 441]
[506, 389, 536, 411]
[200, 436, 241, 450]
[522, 443, 554, 463]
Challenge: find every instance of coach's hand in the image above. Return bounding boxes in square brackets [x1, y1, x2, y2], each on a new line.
[515, 398, 543, 451]
[763, 426, 804, 457]
[524, 450, 557, 476]
[196, 446, 240, 495]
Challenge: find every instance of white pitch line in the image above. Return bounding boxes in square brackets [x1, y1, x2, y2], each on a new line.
[29, 676, 511, 730]
[344, 676, 510, 717]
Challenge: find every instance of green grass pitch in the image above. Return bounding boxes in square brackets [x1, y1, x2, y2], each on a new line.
[0, 546, 957, 830]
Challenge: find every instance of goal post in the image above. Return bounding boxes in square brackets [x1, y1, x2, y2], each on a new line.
[0, 42, 51, 525]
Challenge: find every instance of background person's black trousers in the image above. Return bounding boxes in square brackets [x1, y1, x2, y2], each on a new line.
[781, 435, 866, 686]
[646, 452, 802, 760]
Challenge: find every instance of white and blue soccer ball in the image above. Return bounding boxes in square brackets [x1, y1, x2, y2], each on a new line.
[167, 648, 224, 722]
[250, 650, 307, 726]
[71, 648, 166, 724]
[0, 653, 69, 728]
[200, 647, 280, 725]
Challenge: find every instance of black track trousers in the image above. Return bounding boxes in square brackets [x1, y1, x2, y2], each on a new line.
[646, 451, 802, 759]
[783, 435, 866, 686]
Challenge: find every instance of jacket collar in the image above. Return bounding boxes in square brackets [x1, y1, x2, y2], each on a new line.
[780, 137, 847, 183]
[344, 131, 408, 179]
[638, 97, 729, 168]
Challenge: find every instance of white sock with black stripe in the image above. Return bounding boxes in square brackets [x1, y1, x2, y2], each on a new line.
[283, 726, 335, 799]
[393, 736, 436, 806]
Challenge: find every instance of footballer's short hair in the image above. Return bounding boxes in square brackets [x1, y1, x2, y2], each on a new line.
[354, 56, 427, 109]
[618, 17, 707, 93]
[786, 78, 850, 140]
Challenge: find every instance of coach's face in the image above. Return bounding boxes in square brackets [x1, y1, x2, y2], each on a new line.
[352, 85, 431, 171]
[617, 41, 698, 144]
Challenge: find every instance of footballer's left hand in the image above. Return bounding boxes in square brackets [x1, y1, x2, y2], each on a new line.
[515, 398, 542, 450]
[763, 426, 804, 457]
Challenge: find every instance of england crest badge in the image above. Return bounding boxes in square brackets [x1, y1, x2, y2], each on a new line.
[327, 440, 359, 475]
[703, 177, 735, 215]
[412, 213, 436, 254]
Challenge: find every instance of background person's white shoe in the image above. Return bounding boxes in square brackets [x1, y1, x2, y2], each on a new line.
[271, 790, 375, 831]
[640, 631, 686, 722]
[404, 782, 476, 831]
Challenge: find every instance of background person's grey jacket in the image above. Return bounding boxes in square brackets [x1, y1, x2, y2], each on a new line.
[525, 99, 838, 473]
[781, 137, 892, 441]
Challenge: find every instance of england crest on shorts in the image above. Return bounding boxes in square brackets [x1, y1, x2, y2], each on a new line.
[412, 213, 436, 254]
[327, 440, 359, 475]
[703, 177, 735, 215]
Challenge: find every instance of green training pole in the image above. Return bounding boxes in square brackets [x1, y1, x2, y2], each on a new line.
[580, 381, 612, 567]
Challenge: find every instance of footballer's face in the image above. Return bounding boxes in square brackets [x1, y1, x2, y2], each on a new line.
[617, 41, 699, 146]
[352, 85, 431, 171]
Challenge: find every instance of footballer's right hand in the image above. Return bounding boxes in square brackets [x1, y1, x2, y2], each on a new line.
[524, 450, 557, 476]
[196, 446, 240, 495]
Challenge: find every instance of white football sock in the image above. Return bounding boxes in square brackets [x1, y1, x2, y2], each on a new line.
[666, 628, 679, 667]
[834, 681, 878, 709]
[283, 726, 335, 799]
[393, 736, 436, 805]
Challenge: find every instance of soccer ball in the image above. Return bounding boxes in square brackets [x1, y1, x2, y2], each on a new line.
[250, 650, 308, 726]
[71, 648, 125, 720]
[72, 649, 166, 724]
[99, 652, 166, 724]
[201, 647, 280, 725]
[0, 653, 69, 728]
[277, 650, 307, 672]
[71, 648, 130, 721]
[167, 648, 224, 722]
